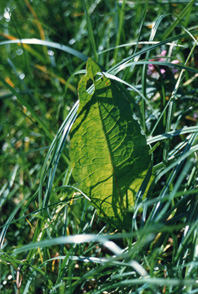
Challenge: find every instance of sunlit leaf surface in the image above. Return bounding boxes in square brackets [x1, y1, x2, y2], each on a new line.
[70, 58, 151, 220]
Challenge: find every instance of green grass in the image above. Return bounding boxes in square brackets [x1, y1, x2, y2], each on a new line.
[1, 0, 198, 293]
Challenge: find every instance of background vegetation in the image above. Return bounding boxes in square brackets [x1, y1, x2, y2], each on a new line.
[1, 0, 198, 293]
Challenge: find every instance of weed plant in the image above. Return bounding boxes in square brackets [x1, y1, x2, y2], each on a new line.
[0, 0, 198, 293]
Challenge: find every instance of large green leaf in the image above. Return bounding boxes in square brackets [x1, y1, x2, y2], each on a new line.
[70, 58, 151, 222]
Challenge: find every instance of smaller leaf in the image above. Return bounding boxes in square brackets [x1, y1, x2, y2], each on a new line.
[70, 58, 151, 224]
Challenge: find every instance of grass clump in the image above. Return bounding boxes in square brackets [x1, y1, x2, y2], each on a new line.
[1, 0, 198, 293]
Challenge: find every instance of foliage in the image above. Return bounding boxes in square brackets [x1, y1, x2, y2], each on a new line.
[70, 58, 151, 224]
[0, 0, 198, 293]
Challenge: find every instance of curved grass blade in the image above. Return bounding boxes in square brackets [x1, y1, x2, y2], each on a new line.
[108, 30, 198, 75]
[0, 38, 88, 62]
